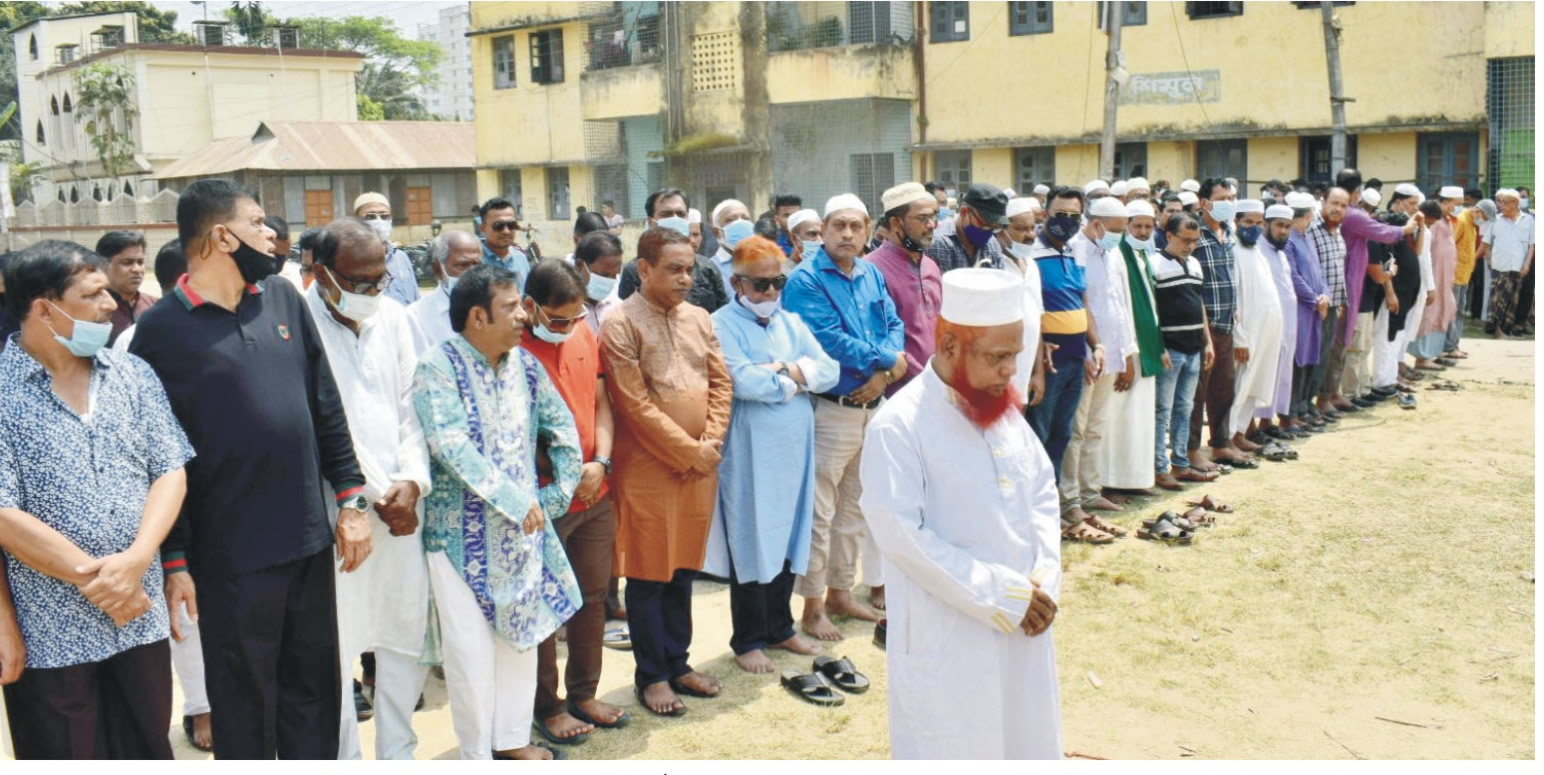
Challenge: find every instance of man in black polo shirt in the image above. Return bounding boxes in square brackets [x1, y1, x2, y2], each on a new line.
[130, 179, 370, 759]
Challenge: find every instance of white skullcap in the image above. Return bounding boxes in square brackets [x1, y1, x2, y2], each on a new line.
[881, 182, 932, 214]
[353, 191, 390, 212]
[1032, 184, 1051, 197]
[1003, 187, 1016, 198]
[1394, 183, 1422, 199]
[787, 208, 820, 234]
[940, 268, 1025, 327]
[824, 193, 868, 219]
[1178, 191, 1199, 206]
[686, 208, 702, 225]
[1126, 177, 1151, 193]
[711, 199, 747, 226]
[1111, 180, 1130, 197]
[1361, 188, 1382, 207]
[1285, 192, 1316, 209]
[1125, 200, 1155, 219]
[1236, 199, 1266, 214]
[1083, 179, 1111, 196]
[1090, 196, 1127, 218]
[1005, 197, 1041, 219]
[1495, 188, 1521, 201]
[1265, 204, 1293, 221]
[1439, 185, 1464, 200]
[1180, 179, 1201, 193]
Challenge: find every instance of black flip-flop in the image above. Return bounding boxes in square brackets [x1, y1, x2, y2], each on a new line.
[669, 675, 721, 699]
[568, 699, 631, 730]
[813, 656, 870, 694]
[780, 670, 845, 707]
[1225, 457, 1259, 469]
[182, 715, 213, 753]
[634, 684, 687, 718]
[533, 716, 590, 746]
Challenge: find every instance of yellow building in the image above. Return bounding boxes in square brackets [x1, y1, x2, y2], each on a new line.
[11, 11, 363, 206]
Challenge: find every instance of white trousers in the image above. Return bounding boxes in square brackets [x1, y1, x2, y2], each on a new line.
[861, 530, 884, 589]
[337, 649, 429, 760]
[1372, 307, 1415, 388]
[170, 602, 210, 717]
[428, 551, 537, 759]
[1059, 372, 1115, 511]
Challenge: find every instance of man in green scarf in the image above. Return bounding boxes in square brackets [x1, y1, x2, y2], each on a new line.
[1103, 200, 1169, 496]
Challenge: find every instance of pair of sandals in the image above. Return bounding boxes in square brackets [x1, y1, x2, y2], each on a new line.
[1426, 380, 1462, 392]
[1062, 514, 1128, 544]
[1258, 441, 1297, 462]
[534, 700, 634, 746]
[782, 656, 870, 708]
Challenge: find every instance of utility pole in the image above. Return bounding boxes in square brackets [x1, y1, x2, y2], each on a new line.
[1321, 1, 1352, 173]
[1098, 2, 1124, 181]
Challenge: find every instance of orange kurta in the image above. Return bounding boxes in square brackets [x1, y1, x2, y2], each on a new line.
[600, 292, 732, 583]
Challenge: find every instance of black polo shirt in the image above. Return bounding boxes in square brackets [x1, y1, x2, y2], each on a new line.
[130, 274, 364, 577]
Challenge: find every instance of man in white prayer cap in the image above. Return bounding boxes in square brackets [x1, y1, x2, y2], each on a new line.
[708, 199, 753, 300]
[861, 268, 1062, 760]
[687, 207, 705, 253]
[1111, 180, 1130, 203]
[1228, 200, 1284, 445]
[1250, 204, 1301, 443]
[1126, 177, 1152, 203]
[1180, 179, 1201, 194]
[1084, 180, 1112, 199]
[1358, 187, 1381, 215]
[1103, 199, 1165, 494]
[1178, 190, 1200, 213]
[1032, 183, 1051, 200]
[995, 197, 1046, 404]
[787, 208, 823, 265]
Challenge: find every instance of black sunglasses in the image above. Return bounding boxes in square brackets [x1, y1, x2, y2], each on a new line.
[490, 220, 520, 232]
[736, 274, 788, 292]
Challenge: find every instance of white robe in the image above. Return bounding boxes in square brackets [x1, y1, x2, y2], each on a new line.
[860, 363, 1063, 760]
[1230, 242, 1284, 435]
[1103, 245, 1158, 489]
[1255, 240, 1297, 420]
[407, 282, 455, 356]
[1002, 246, 1044, 399]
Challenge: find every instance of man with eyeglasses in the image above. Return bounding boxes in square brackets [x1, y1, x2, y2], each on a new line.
[304, 218, 432, 760]
[354, 193, 421, 307]
[926, 183, 1010, 273]
[618, 189, 730, 313]
[478, 197, 534, 293]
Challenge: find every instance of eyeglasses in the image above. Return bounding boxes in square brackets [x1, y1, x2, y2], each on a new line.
[905, 213, 939, 225]
[324, 265, 393, 296]
[736, 274, 788, 292]
[360, 212, 393, 221]
[490, 220, 521, 232]
[535, 305, 589, 330]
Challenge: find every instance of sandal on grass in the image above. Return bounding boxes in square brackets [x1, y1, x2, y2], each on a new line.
[1137, 516, 1193, 545]
[1082, 514, 1128, 538]
[1187, 495, 1233, 513]
[781, 670, 845, 707]
[1062, 519, 1115, 544]
[813, 656, 870, 694]
[1144, 510, 1197, 532]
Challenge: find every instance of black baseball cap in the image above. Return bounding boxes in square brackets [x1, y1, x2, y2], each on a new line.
[961, 183, 1009, 225]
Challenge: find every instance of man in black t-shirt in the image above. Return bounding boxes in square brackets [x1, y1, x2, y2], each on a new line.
[1149, 213, 1217, 491]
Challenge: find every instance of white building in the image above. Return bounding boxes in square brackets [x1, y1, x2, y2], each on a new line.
[431, 5, 473, 121]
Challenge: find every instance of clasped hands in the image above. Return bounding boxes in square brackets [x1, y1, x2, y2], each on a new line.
[74, 548, 156, 628]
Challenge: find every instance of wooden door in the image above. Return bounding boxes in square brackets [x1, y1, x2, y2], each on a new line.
[304, 190, 333, 227]
[406, 187, 433, 226]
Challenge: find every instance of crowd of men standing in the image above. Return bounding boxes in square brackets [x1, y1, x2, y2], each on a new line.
[0, 162, 1532, 760]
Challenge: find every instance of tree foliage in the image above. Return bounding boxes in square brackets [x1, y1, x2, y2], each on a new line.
[72, 63, 139, 177]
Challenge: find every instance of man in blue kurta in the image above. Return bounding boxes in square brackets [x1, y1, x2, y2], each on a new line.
[412, 264, 582, 761]
[703, 236, 840, 673]
[1283, 193, 1329, 430]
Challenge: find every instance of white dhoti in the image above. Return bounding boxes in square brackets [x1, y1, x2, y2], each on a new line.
[1102, 373, 1156, 489]
[1373, 307, 1407, 388]
[170, 602, 210, 717]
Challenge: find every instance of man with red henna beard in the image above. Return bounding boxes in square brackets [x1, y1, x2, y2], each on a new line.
[859, 268, 1063, 760]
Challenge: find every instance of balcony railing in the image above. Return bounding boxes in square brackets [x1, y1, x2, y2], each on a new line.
[767, 1, 914, 53]
[584, 2, 663, 72]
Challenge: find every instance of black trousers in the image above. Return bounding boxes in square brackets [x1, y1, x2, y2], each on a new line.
[194, 546, 341, 760]
[624, 569, 695, 688]
[728, 561, 797, 656]
[2, 639, 173, 760]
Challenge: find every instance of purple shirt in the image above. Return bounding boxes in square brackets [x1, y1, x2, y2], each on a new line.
[867, 240, 942, 396]
[1286, 229, 1326, 366]
[1338, 207, 1406, 344]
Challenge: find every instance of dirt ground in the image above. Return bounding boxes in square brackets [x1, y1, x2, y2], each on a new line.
[170, 334, 1535, 760]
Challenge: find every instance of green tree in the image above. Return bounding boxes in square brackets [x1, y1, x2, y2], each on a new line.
[0, 3, 53, 140]
[354, 61, 429, 121]
[56, 1, 194, 43]
[72, 63, 139, 177]
[356, 94, 385, 122]
[295, 16, 442, 81]
[226, 1, 271, 46]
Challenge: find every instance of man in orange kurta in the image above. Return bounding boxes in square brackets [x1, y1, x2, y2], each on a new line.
[600, 227, 733, 719]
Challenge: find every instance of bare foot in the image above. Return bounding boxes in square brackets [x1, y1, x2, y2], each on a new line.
[639, 681, 685, 715]
[539, 711, 593, 741]
[868, 584, 886, 611]
[735, 649, 776, 674]
[769, 633, 822, 655]
[1232, 434, 1262, 452]
[826, 588, 881, 623]
[495, 745, 555, 760]
[192, 713, 213, 750]
[1085, 495, 1124, 511]
[571, 698, 627, 726]
[673, 671, 722, 696]
[800, 607, 845, 641]
[1188, 450, 1219, 472]
[1214, 445, 1253, 464]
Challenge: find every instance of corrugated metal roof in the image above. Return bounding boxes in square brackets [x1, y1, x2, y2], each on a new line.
[151, 121, 476, 180]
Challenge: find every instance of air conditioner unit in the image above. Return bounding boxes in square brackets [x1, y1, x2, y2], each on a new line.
[195, 22, 228, 47]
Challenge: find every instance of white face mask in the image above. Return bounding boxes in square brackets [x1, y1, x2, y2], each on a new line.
[323, 266, 381, 322]
[586, 272, 618, 300]
[366, 218, 393, 243]
[737, 293, 780, 320]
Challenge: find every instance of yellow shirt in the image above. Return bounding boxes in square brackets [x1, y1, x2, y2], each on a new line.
[1454, 210, 1480, 286]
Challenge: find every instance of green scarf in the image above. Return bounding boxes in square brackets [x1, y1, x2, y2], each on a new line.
[1118, 238, 1166, 378]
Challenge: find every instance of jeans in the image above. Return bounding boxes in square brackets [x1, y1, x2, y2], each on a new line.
[1154, 348, 1203, 474]
[1028, 359, 1087, 483]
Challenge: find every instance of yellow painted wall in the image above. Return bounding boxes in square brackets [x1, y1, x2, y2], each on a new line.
[475, 168, 500, 205]
[1247, 137, 1299, 188]
[681, 2, 748, 140]
[767, 45, 916, 104]
[1146, 141, 1195, 186]
[1357, 132, 1418, 185]
[472, 20, 587, 166]
[471, 2, 590, 31]
[970, 148, 1013, 189]
[580, 65, 664, 120]
[1054, 145, 1101, 188]
[1484, 1, 1535, 58]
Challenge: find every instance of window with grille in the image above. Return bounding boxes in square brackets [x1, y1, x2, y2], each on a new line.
[930, 2, 969, 43]
[1114, 142, 1147, 180]
[1186, 2, 1243, 20]
[1487, 56, 1534, 192]
[493, 36, 516, 89]
[934, 150, 972, 191]
[1015, 147, 1054, 196]
[499, 169, 523, 215]
[1299, 135, 1359, 184]
[850, 153, 897, 216]
[1098, 2, 1146, 28]
[1009, 2, 1053, 36]
[1418, 133, 1480, 194]
[547, 167, 571, 220]
[850, 2, 894, 45]
[1195, 139, 1247, 184]
[530, 29, 564, 84]
[56, 44, 78, 64]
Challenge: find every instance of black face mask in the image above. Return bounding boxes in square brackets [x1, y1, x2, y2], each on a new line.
[890, 216, 924, 253]
[1044, 213, 1080, 243]
[1266, 233, 1289, 251]
[229, 233, 277, 284]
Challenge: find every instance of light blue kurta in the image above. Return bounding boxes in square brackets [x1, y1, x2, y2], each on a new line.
[702, 301, 840, 585]
[412, 335, 583, 650]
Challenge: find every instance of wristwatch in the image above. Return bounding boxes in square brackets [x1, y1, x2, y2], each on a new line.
[340, 494, 370, 514]
[776, 363, 790, 378]
[593, 456, 613, 475]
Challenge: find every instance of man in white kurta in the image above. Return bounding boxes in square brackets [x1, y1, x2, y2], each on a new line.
[408, 230, 483, 356]
[305, 221, 433, 760]
[1228, 201, 1284, 438]
[1254, 205, 1299, 425]
[861, 269, 1063, 760]
[998, 198, 1044, 400]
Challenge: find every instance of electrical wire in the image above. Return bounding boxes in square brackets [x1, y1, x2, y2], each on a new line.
[1166, 1, 1214, 131]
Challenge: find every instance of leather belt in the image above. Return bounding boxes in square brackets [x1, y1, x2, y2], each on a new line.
[816, 392, 882, 410]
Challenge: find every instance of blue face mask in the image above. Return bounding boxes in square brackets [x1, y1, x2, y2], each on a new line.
[47, 301, 112, 358]
[722, 218, 754, 249]
[1096, 229, 1124, 251]
[586, 272, 618, 301]
[800, 240, 823, 259]
[656, 216, 690, 237]
[1236, 224, 1263, 246]
[440, 268, 458, 294]
[1209, 200, 1236, 224]
[962, 223, 995, 251]
[937, 207, 954, 221]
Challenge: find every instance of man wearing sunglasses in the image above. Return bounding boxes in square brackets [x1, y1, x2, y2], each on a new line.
[478, 197, 533, 293]
[926, 183, 1010, 274]
[305, 218, 432, 760]
[353, 193, 420, 307]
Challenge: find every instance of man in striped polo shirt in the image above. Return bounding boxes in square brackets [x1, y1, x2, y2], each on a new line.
[1150, 213, 1216, 491]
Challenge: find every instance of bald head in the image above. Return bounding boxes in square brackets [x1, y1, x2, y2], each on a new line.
[431, 229, 483, 284]
[314, 217, 383, 271]
[433, 229, 480, 263]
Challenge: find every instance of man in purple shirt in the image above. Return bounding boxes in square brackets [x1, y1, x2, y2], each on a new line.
[1333, 168, 1421, 347]
[869, 182, 943, 398]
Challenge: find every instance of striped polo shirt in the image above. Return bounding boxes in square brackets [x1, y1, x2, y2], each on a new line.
[1027, 235, 1089, 363]
[1148, 249, 1208, 354]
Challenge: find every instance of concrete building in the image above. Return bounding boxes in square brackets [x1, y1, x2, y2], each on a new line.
[9, 11, 364, 206]
[432, 5, 475, 121]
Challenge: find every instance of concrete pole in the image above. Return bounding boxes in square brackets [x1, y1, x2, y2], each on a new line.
[1099, 3, 1123, 181]
[1321, 1, 1350, 173]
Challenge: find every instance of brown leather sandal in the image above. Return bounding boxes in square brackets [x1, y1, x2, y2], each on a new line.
[1061, 519, 1115, 544]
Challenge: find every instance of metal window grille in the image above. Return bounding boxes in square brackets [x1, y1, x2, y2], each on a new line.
[1418, 133, 1480, 194]
[1186, 2, 1243, 20]
[547, 167, 571, 220]
[1196, 139, 1247, 183]
[934, 150, 972, 190]
[530, 29, 565, 84]
[499, 169, 523, 216]
[1298, 135, 1359, 184]
[1015, 147, 1054, 195]
[930, 1, 969, 43]
[1009, 2, 1053, 36]
[1097, 2, 1147, 28]
[767, 2, 914, 52]
[1487, 56, 1535, 192]
[769, 98, 911, 217]
[494, 36, 516, 89]
[586, 2, 662, 72]
[1114, 142, 1147, 180]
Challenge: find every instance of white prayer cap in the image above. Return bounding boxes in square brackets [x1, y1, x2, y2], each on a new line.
[940, 269, 1025, 327]
[1005, 197, 1041, 219]
[1361, 188, 1382, 207]
[1126, 177, 1151, 193]
[687, 207, 702, 225]
[1394, 183, 1421, 199]
[1089, 196, 1127, 218]
[787, 208, 821, 234]
[1083, 179, 1111, 196]
[1439, 185, 1464, 200]
[711, 198, 747, 226]
[1125, 200, 1156, 219]
[353, 191, 390, 212]
[1495, 188, 1521, 202]
[1236, 199, 1266, 215]
[1111, 180, 1130, 197]
[881, 182, 933, 214]
[1178, 191, 1199, 206]
[1180, 179, 1201, 193]
[1285, 192, 1316, 209]
[1003, 188, 1016, 198]
[1265, 204, 1294, 221]
[824, 193, 869, 219]
[1032, 184, 1051, 197]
